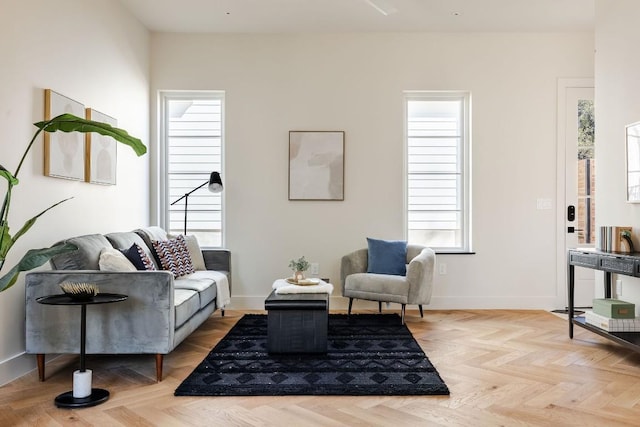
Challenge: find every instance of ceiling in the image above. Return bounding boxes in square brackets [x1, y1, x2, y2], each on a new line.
[118, 0, 595, 34]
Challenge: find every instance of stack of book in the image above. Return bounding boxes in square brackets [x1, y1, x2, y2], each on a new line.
[584, 298, 639, 332]
[598, 226, 633, 252]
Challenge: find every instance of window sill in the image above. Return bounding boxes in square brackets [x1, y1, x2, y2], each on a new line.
[434, 251, 476, 255]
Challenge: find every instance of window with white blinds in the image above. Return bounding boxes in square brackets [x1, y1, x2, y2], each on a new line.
[161, 92, 224, 247]
[405, 92, 471, 252]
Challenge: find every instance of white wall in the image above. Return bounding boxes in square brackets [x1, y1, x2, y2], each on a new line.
[151, 32, 594, 310]
[0, 0, 150, 385]
[595, 0, 640, 310]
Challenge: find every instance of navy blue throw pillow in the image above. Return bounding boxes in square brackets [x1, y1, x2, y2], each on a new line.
[366, 238, 407, 276]
[120, 243, 156, 271]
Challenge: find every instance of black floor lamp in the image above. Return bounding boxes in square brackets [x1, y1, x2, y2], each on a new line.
[170, 171, 223, 235]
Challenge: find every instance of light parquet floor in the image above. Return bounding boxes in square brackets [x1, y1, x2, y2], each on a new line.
[2, 309, 640, 426]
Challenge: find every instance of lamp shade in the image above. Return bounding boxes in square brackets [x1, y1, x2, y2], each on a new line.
[208, 171, 223, 193]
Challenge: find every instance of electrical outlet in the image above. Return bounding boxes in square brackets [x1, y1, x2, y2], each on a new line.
[439, 263, 447, 275]
[310, 263, 319, 276]
[616, 279, 623, 297]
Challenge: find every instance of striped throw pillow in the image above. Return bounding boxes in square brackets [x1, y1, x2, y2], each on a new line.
[151, 235, 195, 277]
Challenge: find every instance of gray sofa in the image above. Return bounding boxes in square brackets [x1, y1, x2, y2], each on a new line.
[25, 226, 231, 382]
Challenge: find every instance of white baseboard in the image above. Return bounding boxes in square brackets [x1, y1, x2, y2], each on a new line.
[0, 352, 36, 387]
[228, 295, 560, 311]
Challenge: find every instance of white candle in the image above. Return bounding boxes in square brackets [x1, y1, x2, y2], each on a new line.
[72, 369, 92, 398]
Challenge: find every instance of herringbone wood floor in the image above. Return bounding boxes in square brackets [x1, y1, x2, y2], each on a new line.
[2, 309, 640, 426]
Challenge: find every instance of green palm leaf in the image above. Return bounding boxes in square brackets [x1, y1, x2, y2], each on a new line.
[0, 243, 77, 292]
[34, 113, 146, 156]
[12, 197, 73, 246]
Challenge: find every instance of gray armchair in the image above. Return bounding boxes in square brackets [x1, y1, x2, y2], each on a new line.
[340, 244, 435, 324]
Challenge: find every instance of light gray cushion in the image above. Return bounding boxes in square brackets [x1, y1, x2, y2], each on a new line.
[344, 272, 410, 304]
[50, 234, 112, 270]
[174, 289, 200, 329]
[175, 274, 217, 309]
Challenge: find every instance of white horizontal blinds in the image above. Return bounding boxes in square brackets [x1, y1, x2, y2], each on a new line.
[167, 97, 223, 246]
[407, 95, 466, 250]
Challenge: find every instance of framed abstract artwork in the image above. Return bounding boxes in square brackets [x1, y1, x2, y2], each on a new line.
[85, 108, 117, 185]
[289, 131, 344, 201]
[44, 89, 85, 180]
[626, 121, 640, 202]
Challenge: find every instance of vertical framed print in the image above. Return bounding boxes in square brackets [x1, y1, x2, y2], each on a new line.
[288, 131, 345, 201]
[43, 89, 85, 180]
[85, 108, 117, 185]
[626, 121, 640, 202]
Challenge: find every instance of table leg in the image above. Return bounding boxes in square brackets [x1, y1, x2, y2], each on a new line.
[54, 304, 109, 408]
[568, 260, 575, 339]
[80, 304, 86, 372]
[605, 271, 612, 299]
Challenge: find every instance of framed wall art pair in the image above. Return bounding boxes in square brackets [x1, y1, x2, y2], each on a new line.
[44, 89, 117, 185]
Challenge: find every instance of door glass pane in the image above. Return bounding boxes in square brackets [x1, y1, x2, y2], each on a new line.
[577, 99, 595, 245]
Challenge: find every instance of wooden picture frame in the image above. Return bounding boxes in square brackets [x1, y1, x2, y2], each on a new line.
[288, 131, 344, 201]
[626, 121, 640, 202]
[85, 108, 117, 185]
[43, 89, 85, 181]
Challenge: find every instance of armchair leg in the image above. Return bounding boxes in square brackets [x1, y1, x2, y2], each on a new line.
[419, 305, 424, 318]
[37, 354, 45, 381]
[221, 309, 225, 317]
[401, 304, 406, 325]
[378, 301, 382, 313]
[348, 298, 353, 315]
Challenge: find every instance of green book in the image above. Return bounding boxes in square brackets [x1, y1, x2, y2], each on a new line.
[592, 298, 636, 319]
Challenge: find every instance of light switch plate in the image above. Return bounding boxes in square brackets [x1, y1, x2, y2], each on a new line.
[536, 198, 553, 210]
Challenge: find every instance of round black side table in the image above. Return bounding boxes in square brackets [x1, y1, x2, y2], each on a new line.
[36, 293, 127, 408]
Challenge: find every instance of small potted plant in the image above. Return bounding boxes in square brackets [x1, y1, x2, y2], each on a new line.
[289, 256, 310, 281]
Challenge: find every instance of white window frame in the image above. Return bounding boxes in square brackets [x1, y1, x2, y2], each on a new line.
[404, 91, 472, 253]
[158, 90, 225, 247]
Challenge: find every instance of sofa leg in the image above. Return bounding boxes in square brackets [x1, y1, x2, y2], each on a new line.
[37, 354, 45, 381]
[348, 298, 353, 315]
[155, 354, 163, 382]
[378, 301, 382, 313]
[419, 305, 424, 318]
[401, 304, 406, 325]
[221, 309, 225, 317]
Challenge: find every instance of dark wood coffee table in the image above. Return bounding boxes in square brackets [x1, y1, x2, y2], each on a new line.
[264, 290, 329, 353]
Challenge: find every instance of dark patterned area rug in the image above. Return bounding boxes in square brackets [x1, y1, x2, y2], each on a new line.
[175, 314, 449, 396]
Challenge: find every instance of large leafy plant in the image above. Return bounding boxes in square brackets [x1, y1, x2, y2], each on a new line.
[0, 113, 147, 292]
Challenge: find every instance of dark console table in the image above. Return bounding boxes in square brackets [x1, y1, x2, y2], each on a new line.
[37, 293, 127, 408]
[568, 249, 640, 352]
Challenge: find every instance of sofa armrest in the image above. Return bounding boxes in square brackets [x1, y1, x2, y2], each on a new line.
[406, 247, 436, 305]
[25, 270, 176, 355]
[202, 249, 230, 272]
[340, 249, 368, 295]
